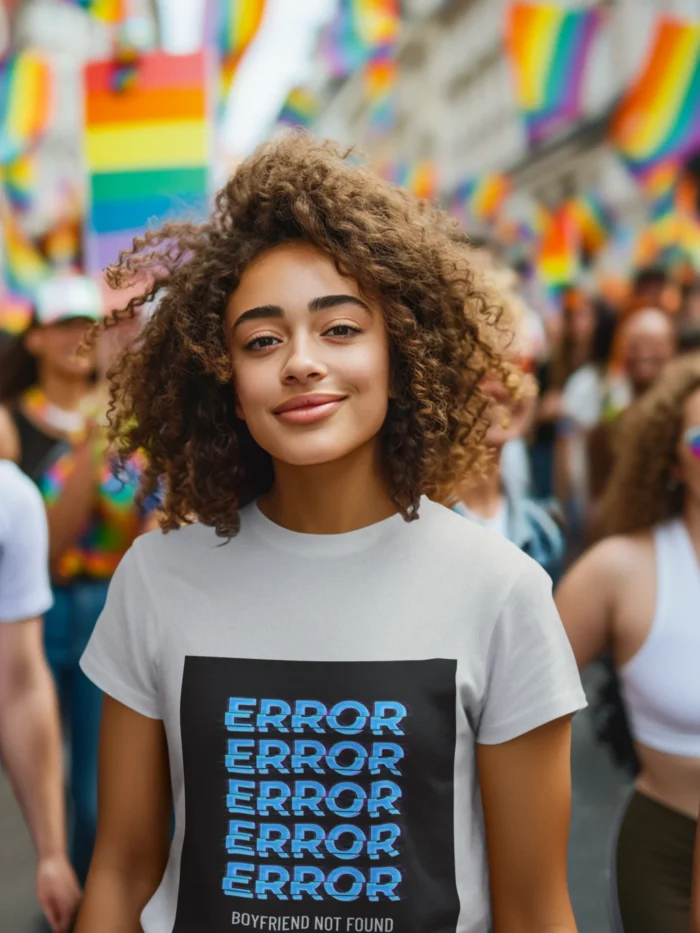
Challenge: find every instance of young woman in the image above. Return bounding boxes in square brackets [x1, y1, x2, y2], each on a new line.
[0, 274, 156, 883]
[76, 135, 585, 933]
[556, 352, 700, 933]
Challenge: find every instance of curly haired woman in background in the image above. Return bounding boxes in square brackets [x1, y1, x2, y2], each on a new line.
[557, 352, 700, 933]
[75, 134, 585, 933]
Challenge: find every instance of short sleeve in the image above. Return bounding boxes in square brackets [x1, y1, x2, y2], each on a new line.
[80, 543, 161, 719]
[477, 561, 586, 745]
[0, 467, 52, 623]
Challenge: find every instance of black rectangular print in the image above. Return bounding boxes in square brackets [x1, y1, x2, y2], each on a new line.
[173, 657, 459, 933]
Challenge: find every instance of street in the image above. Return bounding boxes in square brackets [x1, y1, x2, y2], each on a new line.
[0, 667, 630, 932]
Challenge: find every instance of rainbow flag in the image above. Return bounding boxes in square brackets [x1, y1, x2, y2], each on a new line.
[612, 18, 700, 175]
[321, 0, 400, 78]
[277, 87, 319, 128]
[0, 292, 33, 335]
[0, 52, 52, 165]
[567, 192, 614, 256]
[364, 47, 397, 131]
[83, 51, 211, 274]
[537, 204, 580, 288]
[63, 0, 124, 23]
[1, 199, 49, 297]
[2, 151, 37, 212]
[402, 162, 438, 200]
[453, 174, 512, 224]
[219, 0, 267, 98]
[506, 3, 603, 144]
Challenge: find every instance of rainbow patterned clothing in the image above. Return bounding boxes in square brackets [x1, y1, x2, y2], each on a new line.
[40, 447, 155, 581]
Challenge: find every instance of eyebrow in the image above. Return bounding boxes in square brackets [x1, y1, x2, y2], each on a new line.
[231, 294, 370, 331]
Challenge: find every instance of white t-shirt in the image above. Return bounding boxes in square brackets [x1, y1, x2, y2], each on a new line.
[0, 460, 53, 623]
[81, 497, 586, 933]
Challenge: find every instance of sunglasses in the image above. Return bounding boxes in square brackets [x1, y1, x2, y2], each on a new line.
[684, 426, 700, 458]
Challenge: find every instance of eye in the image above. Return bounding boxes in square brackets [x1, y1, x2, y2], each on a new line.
[244, 334, 281, 351]
[324, 323, 362, 338]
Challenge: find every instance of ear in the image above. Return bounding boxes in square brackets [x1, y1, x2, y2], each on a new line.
[23, 328, 43, 357]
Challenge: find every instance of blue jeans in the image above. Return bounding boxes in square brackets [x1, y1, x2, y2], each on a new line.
[43, 579, 109, 884]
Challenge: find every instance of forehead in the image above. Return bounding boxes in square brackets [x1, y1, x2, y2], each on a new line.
[227, 243, 362, 315]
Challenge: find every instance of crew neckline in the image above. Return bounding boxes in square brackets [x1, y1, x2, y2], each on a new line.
[244, 498, 425, 557]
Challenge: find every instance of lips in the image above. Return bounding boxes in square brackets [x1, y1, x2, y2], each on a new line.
[274, 394, 347, 414]
[273, 394, 347, 425]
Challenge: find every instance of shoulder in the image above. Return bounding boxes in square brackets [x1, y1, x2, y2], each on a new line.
[0, 406, 20, 462]
[564, 532, 653, 590]
[421, 498, 539, 591]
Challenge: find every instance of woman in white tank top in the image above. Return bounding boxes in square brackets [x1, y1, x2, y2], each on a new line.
[556, 352, 700, 933]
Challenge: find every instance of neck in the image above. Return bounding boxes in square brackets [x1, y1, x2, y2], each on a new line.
[456, 452, 503, 518]
[36, 367, 90, 412]
[260, 439, 397, 534]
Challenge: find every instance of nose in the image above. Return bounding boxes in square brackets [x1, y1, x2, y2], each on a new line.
[281, 334, 328, 386]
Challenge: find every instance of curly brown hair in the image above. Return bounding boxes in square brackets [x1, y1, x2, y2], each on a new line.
[100, 133, 513, 537]
[604, 352, 700, 535]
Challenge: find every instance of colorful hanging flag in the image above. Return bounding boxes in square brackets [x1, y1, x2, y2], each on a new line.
[611, 17, 700, 175]
[83, 50, 211, 274]
[1, 151, 37, 212]
[0, 293, 33, 335]
[277, 86, 319, 128]
[401, 162, 438, 200]
[0, 198, 50, 297]
[0, 51, 52, 165]
[62, 0, 124, 23]
[321, 0, 400, 78]
[453, 174, 512, 224]
[219, 0, 267, 99]
[364, 47, 397, 131]
[567, 192, 614, 256]
[536, 204, 581, 289]
[506, 2, 603, 145]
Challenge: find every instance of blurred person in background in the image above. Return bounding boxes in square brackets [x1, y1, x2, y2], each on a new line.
[556, 300, 617, 553]
[693, 819, 700, 933]
[530, 287, 598, 501]
[0, 274, 157, 883]
[626, 265, 669, 316]
[586, 306, 676, 542]
[0, 459, 81, 932]
[452, 367, 564, 582]
[680, 280, 700, 326]
[556, 353, 700, 933]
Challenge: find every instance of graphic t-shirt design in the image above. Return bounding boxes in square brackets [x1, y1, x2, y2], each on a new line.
[173, 658, 459, 932]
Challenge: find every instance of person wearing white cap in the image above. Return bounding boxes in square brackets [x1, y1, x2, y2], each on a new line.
[0, 274, 157, 885]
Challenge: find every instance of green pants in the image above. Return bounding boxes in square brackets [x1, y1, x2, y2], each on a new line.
[615, 790, 696, 933]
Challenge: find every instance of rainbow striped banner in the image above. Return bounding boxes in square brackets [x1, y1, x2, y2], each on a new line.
[83, 51, 211, 274]
[567, 192, 614, 256]
[321, 0, 400, 78]
[1, 198, 49, 297]
[536, 204, 581, 289]
[2, 151, 37, 212]
[611, 17, 700, 176]
[219, 0, 267, 98]
[452, 174, 512, 224]
[0, 52, 52, 165]
[62, 0, 124, 23]
[277, 86, 319, 128]
[506, 3, 603, 145]
[364, 46, 397, 131]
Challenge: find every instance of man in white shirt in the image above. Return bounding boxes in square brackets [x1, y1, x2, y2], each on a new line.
[0, 460, 80, 932]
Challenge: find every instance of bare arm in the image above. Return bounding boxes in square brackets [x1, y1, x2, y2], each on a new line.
[75, 696, 172, 931]
[0, 618, 80, 931]
[692, 812, 700, 933]
[477, 717, 578, 933]
[555, 539, 620, 668]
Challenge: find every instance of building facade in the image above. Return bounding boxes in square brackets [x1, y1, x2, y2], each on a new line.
[315, 0, 700, 212]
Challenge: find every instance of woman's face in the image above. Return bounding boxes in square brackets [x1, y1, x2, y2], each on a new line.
[569, 299, 596, 345]
[678, 387, 700, 506]
[226, 243, 391, 468]
[26, 317, 96, 378]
